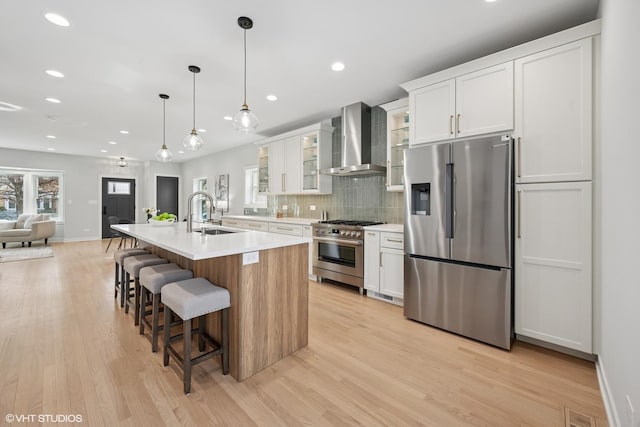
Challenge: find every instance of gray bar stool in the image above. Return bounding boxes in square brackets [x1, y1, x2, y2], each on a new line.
[113, 248, 149, 307]
[161, 278, 230, 394]
[122, 254, 168, 325]
[139, 263, 193, 352]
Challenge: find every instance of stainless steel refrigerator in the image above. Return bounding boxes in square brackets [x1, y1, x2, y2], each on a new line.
[403, 134, 513, 349]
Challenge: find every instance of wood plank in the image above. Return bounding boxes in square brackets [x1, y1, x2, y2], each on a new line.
[0, 240, 609, 426]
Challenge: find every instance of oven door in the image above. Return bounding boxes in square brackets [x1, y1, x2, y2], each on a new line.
[313, 236, 363, 278]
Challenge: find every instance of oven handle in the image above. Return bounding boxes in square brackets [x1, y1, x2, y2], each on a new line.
[313, 236, 363, 247]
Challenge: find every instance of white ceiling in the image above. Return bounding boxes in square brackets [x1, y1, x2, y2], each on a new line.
[0, 0, 599, 163]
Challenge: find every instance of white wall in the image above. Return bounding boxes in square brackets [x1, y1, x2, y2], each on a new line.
[0, 147, 180, 241]
[180, 142, 258, 216]
[599, 0, 640, 426]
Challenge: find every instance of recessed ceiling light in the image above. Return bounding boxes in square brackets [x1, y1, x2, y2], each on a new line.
[45, 97, 61, 104]
[0, 101, 23, 111]
[108, 141, 117, 145]
[266, 94, 278, 101]
[331, 62, 345, 72]
[46, 135, 56, 139]
[44, 13, 70, 27]
[100, 149, 107, 153]
[177, 150, 185, 154]
[223, 116, 233, 121]
[47, 148, 56, 151]
[485, 0, 497, 2]
[119, 130, 129, 134]
[45, 69, 64, 78]
[198, 129, 207, 133]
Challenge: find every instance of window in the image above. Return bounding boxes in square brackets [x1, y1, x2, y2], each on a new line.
[192, 177, 208, 221]
[107, 181, 130, 195]
[244, 166, 266, 208]
[0, 168, 63, 221]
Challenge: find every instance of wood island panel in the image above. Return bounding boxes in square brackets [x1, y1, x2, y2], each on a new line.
[149, 243, 308, 381]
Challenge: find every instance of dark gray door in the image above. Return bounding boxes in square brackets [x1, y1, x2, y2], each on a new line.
[102, 178, 135, 238]
[451, 134, 512, 268]
[156, 176, 179, 218]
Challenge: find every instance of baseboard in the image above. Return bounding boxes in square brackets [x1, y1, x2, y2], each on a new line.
[516, 334, 596, 361]
[596, 356, 620, 427]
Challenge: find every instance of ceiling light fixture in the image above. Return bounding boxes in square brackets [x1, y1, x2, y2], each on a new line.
[233, 16, 259, 133]
[156, 94, 173, 162]
[331, 62, 345, 72]
[266, 94, 278, 101]
[45, 97, 61, 104]
[183, 65, 204, 151]
[100, 149, 108, 153]
[117, 157, 128, 168]
[108, 141, 117, 145]
[45, 70, 64, 78]
[46, 135, 56, 139]
[119, 130, 129, 134]
[198, 128, 207, 133]
[44, 13, 70, 27]
[223, 116, 232, 121]
[48, 148, 55, 151]
[0, 101, 22, 112]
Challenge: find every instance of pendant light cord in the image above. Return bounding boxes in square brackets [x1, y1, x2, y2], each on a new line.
[192, 71, 196, 129]
[243, 28, 247, 106]
[163, 98, 166, 147]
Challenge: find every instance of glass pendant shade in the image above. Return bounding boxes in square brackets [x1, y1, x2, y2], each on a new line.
[183, 129, 204, 150]
[156, 143, 172, 162]
[233, 104, 259, 133]
[183, 65, 204, 150]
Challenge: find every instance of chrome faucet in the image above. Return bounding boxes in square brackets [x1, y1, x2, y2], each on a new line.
[186, 191, 216, 233]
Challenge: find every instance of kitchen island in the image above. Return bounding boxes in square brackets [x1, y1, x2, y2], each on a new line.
[112, 222, 310, 382]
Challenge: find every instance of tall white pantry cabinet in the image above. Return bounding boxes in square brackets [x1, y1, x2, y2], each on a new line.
[514, 37, 594, 353]
[401, 22, 599, 355]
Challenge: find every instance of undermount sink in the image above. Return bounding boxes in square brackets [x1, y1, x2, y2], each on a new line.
[192, 227, 241, 236]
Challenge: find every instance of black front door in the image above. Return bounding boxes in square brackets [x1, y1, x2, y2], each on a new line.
[102, 178, 136, 238]
[156, 176, 179, 219]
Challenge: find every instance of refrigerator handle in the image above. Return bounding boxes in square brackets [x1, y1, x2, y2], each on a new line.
[445, 163, 454, 238]
[517, 189, 522, 239]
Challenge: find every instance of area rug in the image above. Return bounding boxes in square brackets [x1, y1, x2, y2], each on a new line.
[0, 245, 54, 263]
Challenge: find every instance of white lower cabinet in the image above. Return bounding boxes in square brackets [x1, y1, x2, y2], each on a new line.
[515, 181, 592, 353]
[364, 230, 404, 304]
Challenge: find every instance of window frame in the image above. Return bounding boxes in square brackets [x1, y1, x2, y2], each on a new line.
[0, 167, 64, 222]
[244, 166, 267, 208]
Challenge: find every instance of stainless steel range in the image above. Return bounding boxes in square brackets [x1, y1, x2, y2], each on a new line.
[312, 220, 383, 292]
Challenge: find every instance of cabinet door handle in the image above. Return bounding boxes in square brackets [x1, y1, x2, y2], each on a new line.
[367, 232, 376, 236]
[517, 137, 522, 178]
[386, 238, 403, 243]
[281, 173, 285, 192]
[449, 115, 454, 135]
[456, 114, 461, 134]
[380, 252, 383, 267]
[517, 189, 522, 239]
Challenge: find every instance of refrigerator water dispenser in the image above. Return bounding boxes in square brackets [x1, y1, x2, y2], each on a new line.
[411, 183, 430, 215]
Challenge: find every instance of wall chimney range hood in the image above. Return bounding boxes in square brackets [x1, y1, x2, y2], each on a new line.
[320, 102, 386, 176]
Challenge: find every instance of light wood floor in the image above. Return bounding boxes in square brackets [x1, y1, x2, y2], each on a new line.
[0, 240, 608, 426]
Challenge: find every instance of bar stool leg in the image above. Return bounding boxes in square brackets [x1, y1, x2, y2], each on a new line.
[198, 318, 205, 352]
[222, 308, 229, 375]
[124, 272, 131, 314]
[183, 318, 192, 394]
[151, 294, 161, 352]
[163, 307, 171, 367]
[114, 263, 119, 299]
[120, 265, 127, 307]
[133, 278, 141, 326]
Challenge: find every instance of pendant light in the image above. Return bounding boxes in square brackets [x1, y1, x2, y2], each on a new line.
[233, 16, 259, 133]
[117, 157, 128, 167]
[155, 93, 173, 162]
[183, 65, 204, 150]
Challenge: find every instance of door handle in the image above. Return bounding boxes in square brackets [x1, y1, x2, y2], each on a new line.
[517, 189, 522, 239]
[449, 115, 454, 135]
[102, 206, 106, 215]
[517, 137, 522, 178]
[456, 114, 461, 134]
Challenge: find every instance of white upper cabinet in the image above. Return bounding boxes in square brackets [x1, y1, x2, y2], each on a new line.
[409, 62, 513, 146]
[514, 38, 592, 183]
[381, 98, 410, 191]
[258, 122, 333, 195]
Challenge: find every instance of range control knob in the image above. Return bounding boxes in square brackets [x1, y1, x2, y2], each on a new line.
[355, 231, 361, 237]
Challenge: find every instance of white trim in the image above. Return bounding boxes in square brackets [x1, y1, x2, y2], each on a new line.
[596, 356, 620, 427]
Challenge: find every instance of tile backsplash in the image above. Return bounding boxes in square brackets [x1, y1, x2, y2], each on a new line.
[244, 106, 405, 224]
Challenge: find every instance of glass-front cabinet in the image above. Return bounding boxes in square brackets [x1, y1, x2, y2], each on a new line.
[381, 98, 409, 191]
[257, 145, 269, 194]
[256, 121, 333, 195]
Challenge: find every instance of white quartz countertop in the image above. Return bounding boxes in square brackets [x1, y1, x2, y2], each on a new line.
[223, 215, 320, 226]
[363, 223, 404, 233]
[112, 222, 311, 260]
